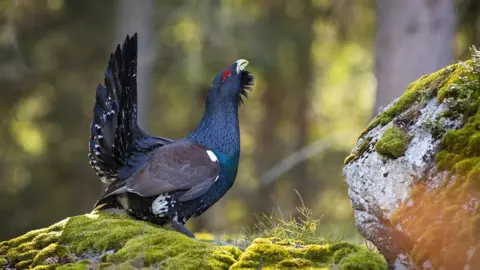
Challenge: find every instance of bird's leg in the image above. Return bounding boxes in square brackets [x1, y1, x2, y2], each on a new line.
[171, 220, 195, 239]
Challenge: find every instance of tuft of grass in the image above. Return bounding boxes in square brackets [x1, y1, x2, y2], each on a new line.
[242, 192, 341, 246]
[252, 206, 321, 243]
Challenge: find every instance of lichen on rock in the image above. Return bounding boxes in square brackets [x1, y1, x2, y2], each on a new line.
[344, 48, 480, 269]
[0, 211, 386, 269]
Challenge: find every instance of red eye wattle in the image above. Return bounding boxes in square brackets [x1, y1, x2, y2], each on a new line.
[221, 70, 232, 82]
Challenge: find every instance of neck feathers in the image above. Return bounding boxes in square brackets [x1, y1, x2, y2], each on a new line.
[187, 102, 240, 155]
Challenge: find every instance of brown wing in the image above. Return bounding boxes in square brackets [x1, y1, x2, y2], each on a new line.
[103, 141, 220, 199]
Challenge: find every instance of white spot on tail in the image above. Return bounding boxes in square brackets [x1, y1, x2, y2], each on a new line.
[97, 135, 103, 139]
[214, 175, 219, 182]
[206, 150, 218, 163]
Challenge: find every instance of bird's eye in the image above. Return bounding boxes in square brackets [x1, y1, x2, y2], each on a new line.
[221, 70, 232, 83]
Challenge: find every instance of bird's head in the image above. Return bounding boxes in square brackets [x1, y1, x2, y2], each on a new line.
[206, 59, 255, 106]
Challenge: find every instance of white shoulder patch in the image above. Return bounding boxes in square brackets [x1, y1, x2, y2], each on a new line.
[206, 150, 218, 163]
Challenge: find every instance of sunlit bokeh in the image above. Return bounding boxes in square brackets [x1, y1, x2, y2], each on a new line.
[0, 0, 476, 246]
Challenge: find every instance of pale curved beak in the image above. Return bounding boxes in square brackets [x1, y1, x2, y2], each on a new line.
[235, 59, 249, 74]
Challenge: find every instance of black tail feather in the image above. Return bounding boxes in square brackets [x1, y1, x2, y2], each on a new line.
[89, 33, 172, 183]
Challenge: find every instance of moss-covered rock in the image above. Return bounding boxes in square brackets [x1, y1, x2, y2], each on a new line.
[344, 49, 480, 269]
[390, 57, 480, 269]
[360, 64, 455, 136]
[0, 212, 386, 269]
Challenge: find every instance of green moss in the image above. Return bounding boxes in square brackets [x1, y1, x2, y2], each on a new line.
[16, 259, 33, 268]
[344, 137, 373, 165]
[56, 260, 90, 270]
[453, 157, 480, 175]
[33, 264, 62, 270]
[61, 212, 157, 254]
[8, 249, 39, 262]
[63, 212, 243, 269]
[2, 212, 387, 269]
[361, 66, 455, 136]
[0, 218, 68, 269]
[332, 246, 359, 264]
[0, 212, 244, 269]
[337, 250, 388, 270]
[230, 238, 386, 269]
[344, 154, 356, 165]
[374, 125, 410, 158]
[278, 258, 312, 268]
[32, 231, 62, 249]
[32, 243, 69, 266]
[433, 59, 480, 187]
[98, 262, 114, 269]
[15, 260, 32, 269]
[390, 57, 480, 269]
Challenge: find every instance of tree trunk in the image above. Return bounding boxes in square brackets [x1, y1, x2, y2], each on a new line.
[374, 0, 455, 115]
[252, 0, 316, 217]
[290, 0, 315, 207]
[113, 0, 157, 130]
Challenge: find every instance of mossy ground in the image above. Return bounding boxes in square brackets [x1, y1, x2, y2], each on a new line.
[0, 211, 386, 269]
[230, 238, 386, 270]
[0, 212, 241, 269]
[389, 52, 480, 268]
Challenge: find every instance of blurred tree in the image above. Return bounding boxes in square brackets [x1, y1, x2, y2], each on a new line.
[457, 0, 480, 58]
[113, 0, 157, 130]
[374, 0, 455, 115]
[244, 0, 318, 217]
[0, 0, 114, 239]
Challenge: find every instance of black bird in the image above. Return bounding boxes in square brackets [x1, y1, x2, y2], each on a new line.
[89, 34, 254, 237]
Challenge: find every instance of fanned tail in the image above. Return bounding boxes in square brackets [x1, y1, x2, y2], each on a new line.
[89, 33, 172, 183]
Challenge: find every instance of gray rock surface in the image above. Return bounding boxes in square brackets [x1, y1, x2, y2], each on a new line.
[343, 63, 467, 269]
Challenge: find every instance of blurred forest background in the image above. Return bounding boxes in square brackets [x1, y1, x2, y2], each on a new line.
[0, 0, 479, 241]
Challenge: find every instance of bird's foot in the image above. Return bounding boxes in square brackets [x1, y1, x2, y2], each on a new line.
[171, 220, 195, 239]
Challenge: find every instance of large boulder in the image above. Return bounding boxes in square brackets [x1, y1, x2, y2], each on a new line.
[344, 53, 480, 269]
[0, 211, 386, 269]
